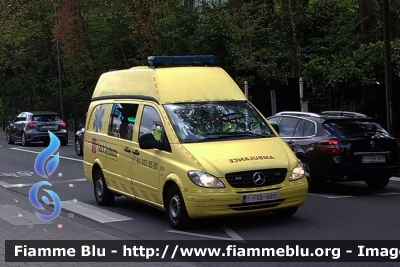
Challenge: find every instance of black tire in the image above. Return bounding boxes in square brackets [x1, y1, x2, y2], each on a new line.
[21, 132, 30, 146]
[60, 139, 68, 146]
[75, 137, 83, 156]
[273, 206, 298, 218]
[6, 131, 14, 144]
[365, 176, 390, 189]
[165, 185, 191, 229]
[94, 170, 115, 206]
[302, 159, 321, 192]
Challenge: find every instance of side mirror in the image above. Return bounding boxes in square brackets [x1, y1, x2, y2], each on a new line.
[270, 123, 280, 135]
[8, 120, 14, 125]
[139, 133, 162, 150]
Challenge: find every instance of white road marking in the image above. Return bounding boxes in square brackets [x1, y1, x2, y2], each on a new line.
[59, 200, 133, 223]
[10, 147, 83, 162]
[167, 230, 240, 241]
[308, 193, 354, 199]
[373, 192, 400, 196]
[167, 224, 245, 242]
[221, 224, 245, 241]
[0, 178, 87, 188]
[0, 181, 13, 188]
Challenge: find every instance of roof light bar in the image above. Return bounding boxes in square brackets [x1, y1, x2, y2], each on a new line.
[148, 55, 216, 66]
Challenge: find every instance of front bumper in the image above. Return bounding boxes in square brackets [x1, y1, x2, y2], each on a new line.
[183, 179, 308, 218]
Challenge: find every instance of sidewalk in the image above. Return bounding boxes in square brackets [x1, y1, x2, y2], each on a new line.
[0, 186, 203, 267]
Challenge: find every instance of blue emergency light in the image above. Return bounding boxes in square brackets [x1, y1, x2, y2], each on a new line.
[148, 55, 216, 66]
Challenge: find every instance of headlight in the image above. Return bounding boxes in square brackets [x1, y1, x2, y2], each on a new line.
[289, 163, 305, 181]
[188, 171, 225, 188]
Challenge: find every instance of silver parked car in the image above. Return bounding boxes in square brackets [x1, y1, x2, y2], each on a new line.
[6, 111, 68, 146]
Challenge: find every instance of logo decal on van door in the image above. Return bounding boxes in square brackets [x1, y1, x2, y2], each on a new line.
[92, 138, 98, 153]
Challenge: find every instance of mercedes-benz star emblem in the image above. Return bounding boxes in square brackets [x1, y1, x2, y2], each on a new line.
[253, 172, 266, 186]
[370, 141, 375, 148]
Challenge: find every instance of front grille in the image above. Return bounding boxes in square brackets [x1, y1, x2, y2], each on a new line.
[229, 199, 284, 211]
[225, 169, 287, 188]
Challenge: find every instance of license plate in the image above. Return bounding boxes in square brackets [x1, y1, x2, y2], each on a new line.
[361, 155, 386, 163]
[243, 192, 278, 203]
[42, 126, 56, 129]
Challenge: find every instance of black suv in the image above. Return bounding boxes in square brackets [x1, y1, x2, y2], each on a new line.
[267, 111, 400, 192]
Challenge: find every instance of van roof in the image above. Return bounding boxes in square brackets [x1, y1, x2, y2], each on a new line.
[91, 66, 246, 104]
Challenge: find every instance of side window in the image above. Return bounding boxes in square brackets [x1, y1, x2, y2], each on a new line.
[139, 106, 163, 141]
[268, 117, 280, 125]
[108, 103, 139, 140]
[293, 119, 305, 137]
[279, 117, 300, 137]
[303, 120, 316, 136]
[14, 113, 25, 122]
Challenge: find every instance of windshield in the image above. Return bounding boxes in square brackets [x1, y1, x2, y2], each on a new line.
[164, 101, 275, 143]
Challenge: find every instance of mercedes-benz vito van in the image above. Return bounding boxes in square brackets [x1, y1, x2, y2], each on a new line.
[83, 56, 308, 229]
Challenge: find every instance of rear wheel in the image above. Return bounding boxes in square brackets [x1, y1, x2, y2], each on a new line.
[166, 185, 191, 229]
[365, 176, 390, 189]
[21, 132, 30, 146]
[6, 131, 14, 144]
[94, 170, 115, 206]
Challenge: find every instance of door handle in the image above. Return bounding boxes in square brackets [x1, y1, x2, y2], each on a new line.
[124, 147, 131, 153]
[132, 149, 140, 155]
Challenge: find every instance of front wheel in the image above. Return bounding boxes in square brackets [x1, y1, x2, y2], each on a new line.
[60, 139, 68, 146]
[21, 132, 30, 146]
[166, 185, 191, 229]
[94, 170, 115, 206]
[75, 138, 83, 156]
[302, 159, 322, 192]
[365, 176, 390, 189]
[6, 131, 14, 144]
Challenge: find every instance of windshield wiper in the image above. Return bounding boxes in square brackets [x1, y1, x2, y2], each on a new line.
[196, 132, 272, 142]
[235, 131, 274, 138]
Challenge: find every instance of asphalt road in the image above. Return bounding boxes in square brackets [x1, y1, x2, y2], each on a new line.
[1, 132, 400, 267]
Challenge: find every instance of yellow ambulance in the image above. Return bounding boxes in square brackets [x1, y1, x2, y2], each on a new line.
[83, 56, 308, 229]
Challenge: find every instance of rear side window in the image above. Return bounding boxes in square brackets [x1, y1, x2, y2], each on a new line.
[324, 120, 389, 138]
[303, 120, 316, 136]
[32, 115, 61, 122]
[108, 103, 139, 140]
[279, 117, 300, 137]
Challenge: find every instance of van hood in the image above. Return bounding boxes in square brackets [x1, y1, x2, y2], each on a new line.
[181, 137, 297, 177]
